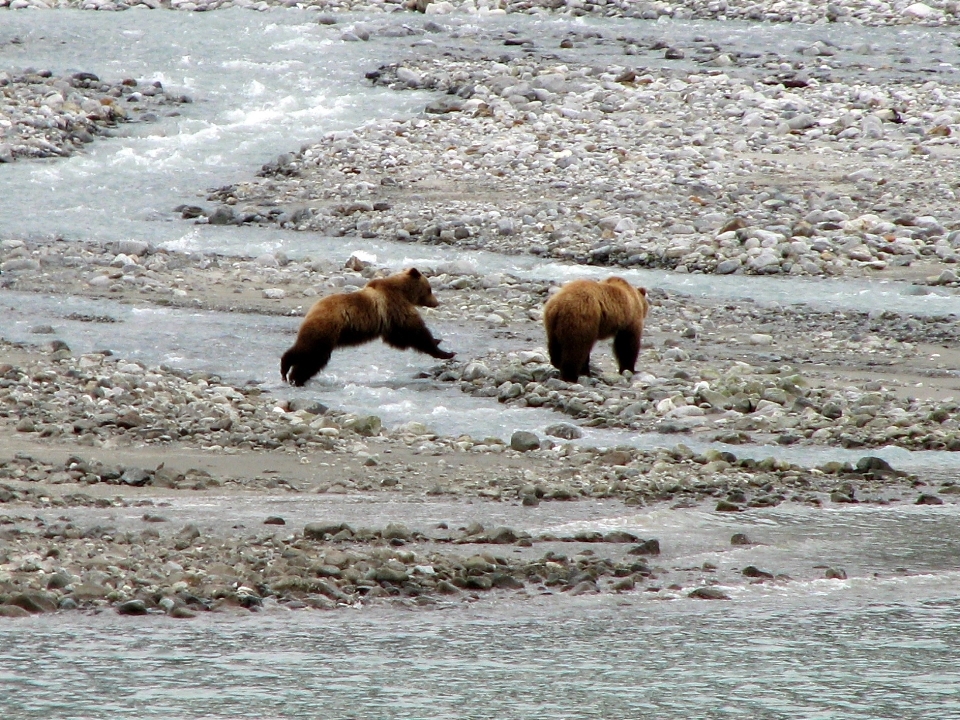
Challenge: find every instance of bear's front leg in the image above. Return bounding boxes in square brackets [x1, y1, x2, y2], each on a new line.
[613, 329, 641, 375]
[385, 322, 455, 360]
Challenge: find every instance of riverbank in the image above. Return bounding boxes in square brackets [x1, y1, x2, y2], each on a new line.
[2, 332, 952, 619]
[2, 7, 960, 621]
[1, 0, 958, 29]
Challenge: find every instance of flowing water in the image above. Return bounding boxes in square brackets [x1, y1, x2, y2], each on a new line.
[2, 553, 960, 719]
[3, 9, 960, 716]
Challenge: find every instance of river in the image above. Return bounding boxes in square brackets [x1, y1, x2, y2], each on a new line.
[3, 7, 960, 718]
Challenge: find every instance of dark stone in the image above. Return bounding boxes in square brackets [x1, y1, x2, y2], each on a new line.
[627, 539, 660, 556]
[8, 592, 57, 614]
[488, 526, 519, 544]
[821, 403, 843, 420]
[602, 530, 638, 543]
[730, 533, 752, 546]
[116, 599, 149, 616]
[510, 431, 540, 452]
[742, 565, 773, 579]
[518, 492, 541, 510]
[856, 456, 892, 473]
[374, 567, 409, 584]
[688, 586, 729, 600]
[917, 494, 944, 505]
[664, 47, 685, 60]
[568, 580, 599, 596]
[727, 489, 747, 504]
[715, 500, 743, 512]
[46, 573, 72, 590]
[208, 206, 236, 225]
[460, 575, 493, 590]
[304, 521, 351, 539]
[120, 467, 151, 487]
[490, 573, 524, 590]
[825, 567, 847, 580]
[264, 516, 286, 525]
[116, 410, 144, 429]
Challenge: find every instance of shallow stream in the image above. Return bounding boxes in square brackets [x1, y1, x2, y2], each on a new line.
[3, 10, 960, 712]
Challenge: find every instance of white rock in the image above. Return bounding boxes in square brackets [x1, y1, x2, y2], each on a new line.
[903, 2, 941, 19]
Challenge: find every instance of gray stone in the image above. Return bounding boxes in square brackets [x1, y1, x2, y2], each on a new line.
[688, 586, 730, 600]
[120, 467, 151, 487]
[116, 599, 149, 616]
[510, 431, 540, 452]
[544, 423, 582, 440]
[207, 207, 235, 225]
[715, 258, 742, 275]
[304, 521, 350, 539]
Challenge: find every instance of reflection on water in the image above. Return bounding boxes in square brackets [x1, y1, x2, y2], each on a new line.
[2, 585, 960, 719]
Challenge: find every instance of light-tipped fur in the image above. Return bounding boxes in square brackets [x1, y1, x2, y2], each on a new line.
[543, 277, 649, 383]
[281, 268, 454, 386]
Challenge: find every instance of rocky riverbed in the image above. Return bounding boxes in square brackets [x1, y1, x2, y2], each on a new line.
[0, 67, 188, 162]
[200, 27, 960, 284]
[1, 331, 953, 619]
[3, 4, 960, 621]
[2, 0, 959, 29]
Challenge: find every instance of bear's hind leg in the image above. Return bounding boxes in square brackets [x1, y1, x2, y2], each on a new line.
[613, 328, 641, 375]
[557, 344, 590, 383]
[281, 343, 332, 386]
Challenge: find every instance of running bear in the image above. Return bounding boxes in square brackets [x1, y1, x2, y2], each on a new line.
[543, 277, 649, 383]
[280, 268, 455, 386]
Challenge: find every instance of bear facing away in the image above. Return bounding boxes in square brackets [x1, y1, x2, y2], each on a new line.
[543, 277, 649, 383]
[280, 268, 455, 386]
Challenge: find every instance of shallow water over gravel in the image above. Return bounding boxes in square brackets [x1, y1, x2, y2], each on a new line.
[2, 575, 959, 718]
[6, 288, 960, 470]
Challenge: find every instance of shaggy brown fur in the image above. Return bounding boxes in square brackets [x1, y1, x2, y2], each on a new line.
[543, 277, 649, 383]
[281, 268, 454, 386]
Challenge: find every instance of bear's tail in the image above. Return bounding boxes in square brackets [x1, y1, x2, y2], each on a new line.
[280, 344, 331, 387]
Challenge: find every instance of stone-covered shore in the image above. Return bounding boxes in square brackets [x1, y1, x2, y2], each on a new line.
[0, 69, 188, 163]
[3, 2, 960, 618]
[1, 0, 958, 29]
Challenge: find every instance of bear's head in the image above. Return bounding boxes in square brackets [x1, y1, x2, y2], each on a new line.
[400, 267, 440, 308]
[637, 286, 649, 320]
[604, 277, 649, 319]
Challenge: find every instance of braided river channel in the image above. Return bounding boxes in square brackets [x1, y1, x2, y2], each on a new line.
[2, 7, 960, 719]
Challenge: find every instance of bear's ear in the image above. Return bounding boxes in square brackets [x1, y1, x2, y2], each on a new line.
[407, 268, 422, 279]
[638, 287, 647, 296]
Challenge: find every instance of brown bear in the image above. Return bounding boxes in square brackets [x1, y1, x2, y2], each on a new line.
[543, 277, 649, 383]
[280, 268, 455, 386]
